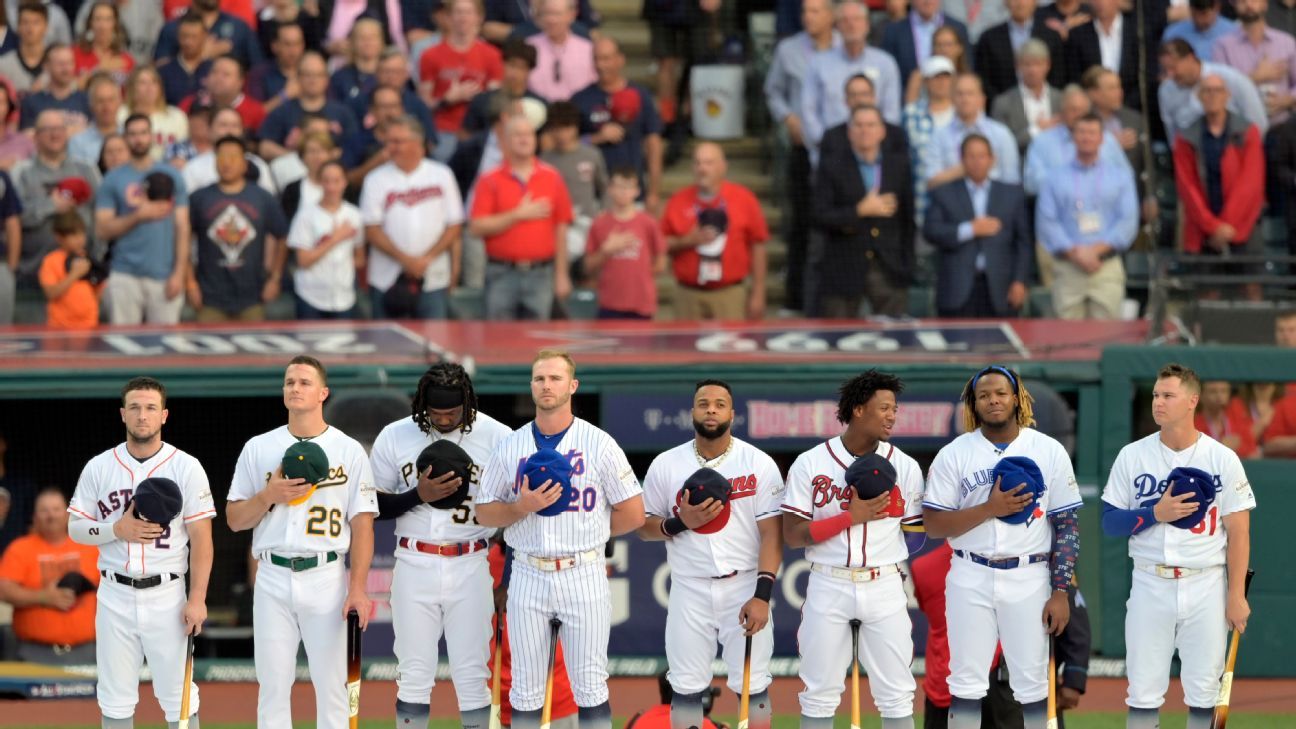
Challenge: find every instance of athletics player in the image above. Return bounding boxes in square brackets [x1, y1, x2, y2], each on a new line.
[781, 370, 926, 729]
[923, 365, 1081, 729]
[476, 349, 645, 729]
[369, 362, 511, 729]
[638, 380, 785, 729]
[1101, 363, 1254, 729]
[226, 355, 378, 729]
[67, 376, 215, 729]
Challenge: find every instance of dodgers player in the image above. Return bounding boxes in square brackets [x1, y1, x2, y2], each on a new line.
[782, 370, 925, 729]
[638, 380, 785, 729]
[370, 362, 512, 729]
[1100, 363, 1254, 729]
[67, 376, 215, 729]
[226, 355, 378, 729]
[475, 349, 645, 729]
[923, 366, 1081, 729]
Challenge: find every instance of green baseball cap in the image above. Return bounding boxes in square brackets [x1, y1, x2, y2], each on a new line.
[282, 441, 329, 485]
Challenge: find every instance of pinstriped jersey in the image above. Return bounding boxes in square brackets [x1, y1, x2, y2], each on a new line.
[476, 417, 642, 556]
[68, 442, 216, 577]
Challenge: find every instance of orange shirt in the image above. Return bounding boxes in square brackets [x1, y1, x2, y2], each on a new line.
[0, 534, 99, 646]
[661, 181, 768, 289]
[39, 250, 100, 330]
[470, 162, 574, 263]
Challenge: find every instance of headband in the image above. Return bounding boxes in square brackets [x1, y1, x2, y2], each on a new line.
[423, 387, 465, 410]
[971, 365, 1019, 393]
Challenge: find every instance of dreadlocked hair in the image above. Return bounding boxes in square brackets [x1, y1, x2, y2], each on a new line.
[411, 362, 477, 435]
[961, 365, 1036, 432]
[837, 369, 905, 425]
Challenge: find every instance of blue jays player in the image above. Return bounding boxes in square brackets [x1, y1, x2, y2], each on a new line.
[476, 349, 645, 729]
[1101, 363, 1254, 729]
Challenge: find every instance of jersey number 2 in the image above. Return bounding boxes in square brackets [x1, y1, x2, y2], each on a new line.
[306, 507, 343, 537]
[1189, 505, 1219, 536]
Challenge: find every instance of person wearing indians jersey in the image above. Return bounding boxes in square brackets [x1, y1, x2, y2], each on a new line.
[781, 370, 926, 729]
[1101, 363, 1255, 729]
[226, 355, 378, 729]
[923, 365, 1081, 729]
[476, 349, 645, 729]
[67, 376, 216, 729]
[638, 379, 785, 729]
[369, 362, 512, 729]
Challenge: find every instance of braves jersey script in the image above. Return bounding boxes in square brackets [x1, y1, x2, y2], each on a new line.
[924, 428, 1081, 556]
[642, 438, 786, 579]
[1101, 432, 1256, 568]
[782, 438, 924, 568]
[370, 412, 512, 545]
[68, 443, 216, 576]
[477, 418, 642, 556]
[228, 426, 378, 556]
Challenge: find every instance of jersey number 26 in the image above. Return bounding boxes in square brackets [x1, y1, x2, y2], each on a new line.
[305, 506, 343, 537]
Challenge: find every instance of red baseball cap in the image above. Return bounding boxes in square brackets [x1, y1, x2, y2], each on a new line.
[609, 87, 641, 125]
[54, 177, 92, 206]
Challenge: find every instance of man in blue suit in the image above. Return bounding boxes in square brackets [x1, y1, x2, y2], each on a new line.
[882, 0, 970, 87]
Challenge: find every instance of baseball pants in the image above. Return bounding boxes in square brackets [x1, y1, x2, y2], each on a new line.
[665, 571, 773, 696]
[95, 576, 199, 722]
[1125, 565, 1227, 709]
[945, 559, 1050, 704]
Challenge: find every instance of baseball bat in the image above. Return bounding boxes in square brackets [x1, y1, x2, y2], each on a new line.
[1213, 569, 1256, 729]
[177, 634, 195, 729]
[849, 619, 862, 729]
[737, 634, 753, 729]
[540, 618, 562, 729]
[1046, 643, 1058, 729]
[489, 609, 504, 729]
[347, 610, 362, 729]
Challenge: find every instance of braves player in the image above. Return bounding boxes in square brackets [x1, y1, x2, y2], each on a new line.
[226, 355, 378, 729]
[369, 362, 512, 729]
[782, 370, 925, 729]
[475, 349, 645, 729]
[638, 380, 785, 729]
[67, 376, 215, 729]
[923, 365, 1081, 729]
[1100, 363, 1254, 729]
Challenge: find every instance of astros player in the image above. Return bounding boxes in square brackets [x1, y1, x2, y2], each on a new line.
[67, 376, 215, 729]
[226, 355, 378, 729]
[923, 365, 1081, 729]
[369, 362, 511, 729]
[1100, 363, 1254, 729]
[781, 370, 926, 729]
[475, 349, 645, 729]
[638, 380, 785, 729]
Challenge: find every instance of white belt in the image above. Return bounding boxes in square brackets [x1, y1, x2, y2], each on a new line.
[811, 562, 901, 583]
[517, 549, 600, 572]
[1135, 562, 1209, 579]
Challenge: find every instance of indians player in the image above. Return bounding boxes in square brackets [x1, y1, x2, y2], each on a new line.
[923, 365, 1081, 729]
[782, 370, 926, 729]
[638, 380, 785, 729]
[1100, 363, 1254, 729]
[67, 376, 215, 729]
[475, 349, 645, 729]
[369, 362, 511, 729]
[226, 355, 378, 729]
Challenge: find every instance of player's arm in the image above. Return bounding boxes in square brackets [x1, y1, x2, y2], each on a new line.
[184, 517, 213, 635]
[1223, 509, 1251, 633]
[609, 493, 646, 537]
[739, 515, 783, 636]
[343, 512, 375, 630]
[227, 468, 310, 532]
[924, 476, 1031, 538]
[474, 474, 564, 528]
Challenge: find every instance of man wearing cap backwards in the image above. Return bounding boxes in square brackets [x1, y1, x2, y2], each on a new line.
[637, 379, 785, 729]
[226, 355, 378, 729]
[922, 365, 1081, 729]
[368, 361, 512, 729]
[67, 376, 216, 729]
[1100, 363, 1255, 729]
[476, 348, 644, 729]
[781, 370, 925, 729]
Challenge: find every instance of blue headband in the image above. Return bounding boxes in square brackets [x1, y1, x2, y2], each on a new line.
[971, 365, 1018, 393]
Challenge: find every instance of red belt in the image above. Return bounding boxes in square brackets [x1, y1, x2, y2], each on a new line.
[398, 537, 489, 557]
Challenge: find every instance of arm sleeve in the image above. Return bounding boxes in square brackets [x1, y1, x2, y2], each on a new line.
[69, 516, 117, 545]
[1107, 164, 1140, 250]
[1035, 179, 1069, 255]
[1101, 501, 1158, 537]
[800, 63, 825, 148]
[755, 453, 787, 520]
[376, 489, 424, 521]
[779, 453, 814, 520]
[1023, 139, 1046, 196]
[763, 44, 793, 123]
[1048, 507, 1079, 591]
[995, 127, 1021, 184]
[879, 56, 902, 125]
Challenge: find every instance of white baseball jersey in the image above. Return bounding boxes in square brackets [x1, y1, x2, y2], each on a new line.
[359, 158, 464, 292]
[924, 427, 1081, 556]
[642, 437, 786, 579]
[228, 425, 378, 556]
[1101, 432, 1256, 568]
[781, 438, 924, 568]
[476, 418, 642, 556]
[68, 442, 216, 576]
[287, 201, 363, 313]
[369, 411, 512, 545]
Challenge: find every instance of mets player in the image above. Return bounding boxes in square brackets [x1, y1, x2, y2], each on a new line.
[67, 376, 215, 729]
[226, 355, 378, 729]
[1100, 363, 1254, 729]
[369, 362, 512, 729]
[475, 348, 645, 729]
[638, 379, 785, 729]
[923, 365, 1081, 729]
[782, 370, 926, 729]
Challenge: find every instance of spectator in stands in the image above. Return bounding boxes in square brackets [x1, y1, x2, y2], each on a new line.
[1164, 0, 1238, 60]
[18, 44, 88, 132]
[883, 0, 969, 87]
[820, 74, 910, 165]
[287, 159, 362, 319]
[406, 0, 446, 65]
[991, 39, 1063, 157]
[267, 113, 331, 192]
[0, 168, 19, 326]
[583, 167, 666, 320]
[157, 15, 214, 107]
[1023, 84, 1132, 196]
[97, 131, 127, 174]
[1271, 100, 1296, 250]
[371, 48, 438, 149]
[810, 104, 914, 318]
[924, 134, 1032, 318]
[0, 487, 98, 665]
[75, 0, 162, 63]
[925, 73, 1020, 187]
[256, 0, 322, 59]
[325, 17, 383, 108]
[68, 72, 121, 167]
[348, 86, 405, 188]
[1197, 380, 1260, 457]
[483, 0, 596, 43]
[166, 101, 213, 168]
[0, 81, 34, 173]
[541, 101, 605, 280]
[183, 106, 276, 195]
[279, 129, 334, 219]
[248, 22, 306, 114]
[1159, 38, 1269, 142]
[462, 39, 541, 137]
[904, 24, 972, 103]
[904, 56, 957, 226]
[943, 0, 1005, 43]
[260, 51, 358, 162]
[1239, 380, 1278, 446]
[0, 2, 49, 94]
[72, 1, 132, 87]
[8, 0, 71, 46]
[976, 0, 1066, 102]
[1214, 0, 1296, 125]
[181, 55, 268, 136]
[1065, 0, 1141, 108]
[1036, 112, 1138, 319]
[39, 210, 102, 329]
[1084, 66, 1148, 173]
[122, 66, 190, 161]
[95, 113, 189, 325]
[525, 0, 596, 102]
[1270, 0, 1296, 37]
[419, 0, 503, 162]
[154, 0, 262, 69]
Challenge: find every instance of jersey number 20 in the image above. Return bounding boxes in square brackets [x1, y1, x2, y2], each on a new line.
[306, 506, 343, 537]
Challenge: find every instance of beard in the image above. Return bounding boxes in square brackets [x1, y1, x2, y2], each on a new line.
[693, 417, 732, 440]
[976, 408, 1014, 429]
[126, 424, 160, 444]
[535, 390, 571, 413]
[1237, 9, 1262, 22]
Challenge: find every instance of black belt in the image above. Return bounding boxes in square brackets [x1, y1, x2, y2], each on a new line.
[1055, 249, 1118, 262]
[488, 257, 554, 271]
[953, 550, 1048, 570]
[712, 570, 738, 580]
[101, 571, 181, 589]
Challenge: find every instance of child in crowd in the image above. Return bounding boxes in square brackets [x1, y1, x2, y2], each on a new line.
[39, 212, 104, 330]
[287, 160, 365, 319]
[583, 167, 666, 320]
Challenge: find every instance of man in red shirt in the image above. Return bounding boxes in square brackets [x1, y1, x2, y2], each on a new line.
[1196, 381, 1258, 458]
[180, 54, 266, 135]
[419, 0, 503, 161]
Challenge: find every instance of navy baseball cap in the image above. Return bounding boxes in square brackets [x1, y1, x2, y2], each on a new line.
[677, 467, 732, 535]
[523, 449, 575, 517]
[992, 456, 1044, 525]
[1166, 466, 1216, 529]
[133, 477, 182, 524]
[416, 440, 472, 510]
[845, 453, 897, 500]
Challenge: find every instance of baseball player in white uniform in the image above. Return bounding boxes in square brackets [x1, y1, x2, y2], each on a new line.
[226, 355, 378, 729]
[638, 379, 785, 729]
[781, 370, 925, 729]
[67, 376, 216, 729]
[369, 362, 512, 729]
[475, 349, 645, 729]
[1100, 363, 1255, 729]
[923, 365, 1082, 729]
